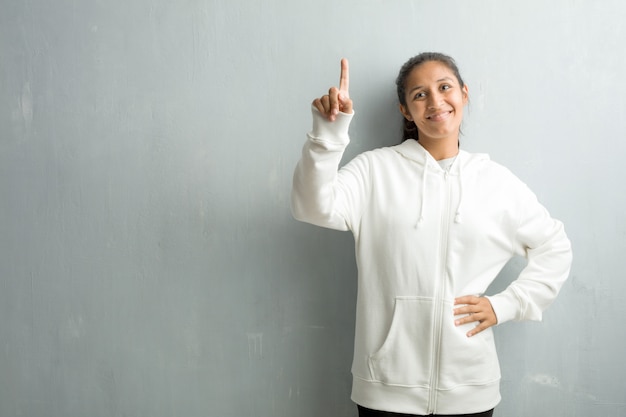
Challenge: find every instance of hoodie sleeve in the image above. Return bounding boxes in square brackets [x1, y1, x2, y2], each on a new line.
[487, 180, 573, 325]
[291, 106, 368, 231]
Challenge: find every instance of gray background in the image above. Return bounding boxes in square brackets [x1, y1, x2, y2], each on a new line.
[1, 1, 625, 416]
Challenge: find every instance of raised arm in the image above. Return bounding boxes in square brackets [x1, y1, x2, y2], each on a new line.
[291, 59, 366, 231]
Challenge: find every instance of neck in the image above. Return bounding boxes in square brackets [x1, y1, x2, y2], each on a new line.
[418, 137, 460, 161]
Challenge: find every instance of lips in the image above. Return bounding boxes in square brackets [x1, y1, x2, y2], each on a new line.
[426, 110, 452, 121]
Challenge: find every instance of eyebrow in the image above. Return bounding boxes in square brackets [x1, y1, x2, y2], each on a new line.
[408, 77, 455, 93]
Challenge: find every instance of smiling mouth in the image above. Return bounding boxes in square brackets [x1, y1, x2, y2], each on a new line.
[426, 111, 452, 121]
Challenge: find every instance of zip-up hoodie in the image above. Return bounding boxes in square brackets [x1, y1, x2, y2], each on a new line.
[291, 108, 572, 415]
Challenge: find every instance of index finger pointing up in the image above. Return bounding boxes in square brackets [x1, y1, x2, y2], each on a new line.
[339, 58, 349, 93]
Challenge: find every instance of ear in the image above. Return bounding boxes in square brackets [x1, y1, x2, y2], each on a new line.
[462, 84, 469, 105]
[399, 104, 413, 121]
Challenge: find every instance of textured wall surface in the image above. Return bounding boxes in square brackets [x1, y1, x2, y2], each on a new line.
[1, 1, 624, 416]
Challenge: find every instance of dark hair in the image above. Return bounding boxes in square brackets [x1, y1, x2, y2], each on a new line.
[395, 52, 466, 142]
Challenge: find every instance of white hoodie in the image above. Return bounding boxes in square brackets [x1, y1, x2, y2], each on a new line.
[291, 109, 572, 415]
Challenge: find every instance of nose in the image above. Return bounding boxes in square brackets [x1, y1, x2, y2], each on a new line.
[426, 91, 443, 109]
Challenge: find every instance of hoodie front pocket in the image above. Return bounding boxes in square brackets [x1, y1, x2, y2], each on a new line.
[368, 297, 435, 387]
[439, 317, 501, 388]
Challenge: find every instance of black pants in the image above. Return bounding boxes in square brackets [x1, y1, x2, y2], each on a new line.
[357, 404, 494, 417]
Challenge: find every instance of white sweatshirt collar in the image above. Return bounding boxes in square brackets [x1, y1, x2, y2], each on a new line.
[391, 139, 489, 228]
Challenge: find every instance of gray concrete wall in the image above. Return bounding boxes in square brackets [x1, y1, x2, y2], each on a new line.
[1, 1, 624, 415]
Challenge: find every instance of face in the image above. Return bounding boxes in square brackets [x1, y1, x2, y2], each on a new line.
[399, 60, 469, 145]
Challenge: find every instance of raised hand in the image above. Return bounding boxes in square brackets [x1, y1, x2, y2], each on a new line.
[312, 58, 353, 121]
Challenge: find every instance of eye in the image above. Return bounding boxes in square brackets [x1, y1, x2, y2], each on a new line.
[441, 84, 451, 91]
[413, 91, 426, 100]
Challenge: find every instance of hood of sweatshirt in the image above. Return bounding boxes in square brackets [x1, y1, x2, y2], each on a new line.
[392, 139, 490, 228]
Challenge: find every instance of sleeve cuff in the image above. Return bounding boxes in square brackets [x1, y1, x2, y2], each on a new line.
[310, 106, 354, 145]
[486, 292, 519, 325]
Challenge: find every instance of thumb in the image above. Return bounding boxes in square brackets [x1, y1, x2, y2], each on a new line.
[338, 92, 353, 114]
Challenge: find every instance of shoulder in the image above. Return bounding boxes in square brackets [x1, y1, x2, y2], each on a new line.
[481, 161, 536, 202]
[347, 142, 408, 165]
[461, 151, 533, 197]
[465, 152, 522, 183]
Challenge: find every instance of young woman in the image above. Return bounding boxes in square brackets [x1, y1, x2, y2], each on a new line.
[291, 53, 572, 416]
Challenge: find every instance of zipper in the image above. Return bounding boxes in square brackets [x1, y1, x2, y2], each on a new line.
[427, 170, 453, 414]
